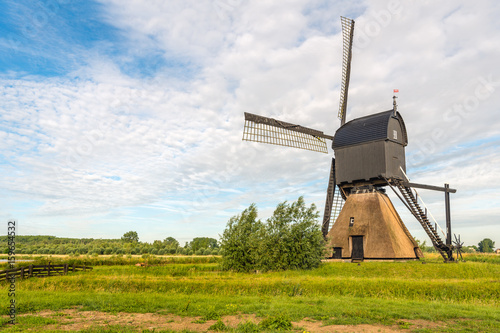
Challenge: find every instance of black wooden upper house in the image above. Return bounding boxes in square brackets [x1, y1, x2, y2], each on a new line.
[333, 110, 408, 189]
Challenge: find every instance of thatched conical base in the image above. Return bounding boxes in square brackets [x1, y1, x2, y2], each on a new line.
[326, 191, 423, 260]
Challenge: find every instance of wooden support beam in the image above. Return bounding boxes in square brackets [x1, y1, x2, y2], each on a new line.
[403, 182, 457, 193]
[444, 183, 455, 261]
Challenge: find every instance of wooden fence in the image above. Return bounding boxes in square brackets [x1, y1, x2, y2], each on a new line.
[0, 263, 92, 282]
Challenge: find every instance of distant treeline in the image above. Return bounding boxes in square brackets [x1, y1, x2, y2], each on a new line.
[1, 233, 490, 257]
[1, 234, 219, 256]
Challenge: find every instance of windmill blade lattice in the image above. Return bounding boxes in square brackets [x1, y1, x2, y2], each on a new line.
[322, 158, 345, 238]
[331, 186, 345, 223]
[243, 112, 332, 153]
[338, 16, 355, 126]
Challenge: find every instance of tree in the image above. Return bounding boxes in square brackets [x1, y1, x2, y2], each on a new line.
[415, 239, 436, 253]
[259, 197, 325, 271]
[220, 203, 263, 272]
[152, 240, 163, 249]
[478, 238, 495, 253]
[121, 231, 139, 243]
[189, 237, 219, 252]
[220, 197, 325, 272]
[163, 237, 180, 249]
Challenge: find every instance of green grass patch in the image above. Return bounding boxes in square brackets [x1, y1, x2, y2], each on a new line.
[259, 314, 293, 330]
[0, 315, 57, 331]
[0, 254, 221, 269]
[461, 253, 500, 264]
[208, 319, 228, 331]
[9, 261, 498, 304]
[236, 321, 260, 333]
[201, 309, 221, 321]
[1, 257, 499, 332]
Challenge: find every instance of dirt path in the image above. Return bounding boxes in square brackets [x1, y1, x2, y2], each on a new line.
[7, 308, 444, 332]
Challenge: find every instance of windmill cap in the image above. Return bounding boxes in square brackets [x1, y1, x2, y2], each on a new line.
[333, 110, 408, 149]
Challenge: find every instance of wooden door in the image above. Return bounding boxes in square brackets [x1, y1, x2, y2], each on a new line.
[332, 247, 342, 259]
[351, 236, 364, 259]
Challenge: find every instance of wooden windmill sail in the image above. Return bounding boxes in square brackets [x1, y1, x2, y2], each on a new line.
[242, 17, 458, 262]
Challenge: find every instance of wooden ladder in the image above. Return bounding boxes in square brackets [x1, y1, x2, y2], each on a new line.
[393, 180, 452, 261]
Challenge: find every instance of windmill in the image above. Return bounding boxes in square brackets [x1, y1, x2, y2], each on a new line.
[242, 17, 458, 262]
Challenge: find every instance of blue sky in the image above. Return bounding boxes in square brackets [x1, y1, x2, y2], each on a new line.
[0, 0, 499, 247]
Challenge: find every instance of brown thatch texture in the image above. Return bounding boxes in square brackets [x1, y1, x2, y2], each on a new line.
[326, 191, 422, 259]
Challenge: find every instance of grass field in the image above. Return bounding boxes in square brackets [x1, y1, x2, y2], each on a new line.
[1, 254, 499, 332]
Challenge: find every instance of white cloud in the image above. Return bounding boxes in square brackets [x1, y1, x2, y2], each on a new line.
[0, 0, 499, 245]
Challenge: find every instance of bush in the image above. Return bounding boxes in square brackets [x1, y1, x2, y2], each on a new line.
[220, 197, 325, 272]
[261, 197, 325, 271]
[220, 204, 262, 272]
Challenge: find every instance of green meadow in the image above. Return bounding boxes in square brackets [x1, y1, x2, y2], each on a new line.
[1, 254, 499, 332]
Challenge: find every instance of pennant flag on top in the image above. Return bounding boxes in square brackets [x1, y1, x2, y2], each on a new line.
[394, 89, 399, 93]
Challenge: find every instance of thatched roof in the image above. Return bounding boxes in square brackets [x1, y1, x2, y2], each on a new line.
[327, 191, 423, 260]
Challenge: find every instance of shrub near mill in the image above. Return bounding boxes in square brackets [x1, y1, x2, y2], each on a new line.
[220, 197, 325, 272]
